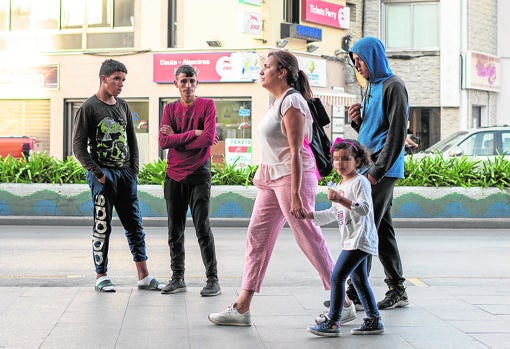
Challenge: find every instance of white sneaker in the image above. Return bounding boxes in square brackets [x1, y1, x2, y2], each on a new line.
[341, 301, 357, 323]
[315, 301, 357, 325]
[208, 304, 251, 326]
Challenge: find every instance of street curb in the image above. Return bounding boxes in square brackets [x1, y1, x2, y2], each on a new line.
[0, 216, 509, 229]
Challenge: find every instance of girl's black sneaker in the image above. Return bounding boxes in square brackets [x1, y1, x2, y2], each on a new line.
[351, 316, 384, 335]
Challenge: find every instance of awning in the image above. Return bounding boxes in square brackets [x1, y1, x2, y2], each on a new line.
[313, 91, 356, 106]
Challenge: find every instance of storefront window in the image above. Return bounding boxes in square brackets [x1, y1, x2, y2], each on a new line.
[408, 107, 440, 150]
[128, 99, 150, 165]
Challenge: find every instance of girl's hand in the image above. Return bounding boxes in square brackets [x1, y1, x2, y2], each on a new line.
[290, 193, 306, 219]
[296, 210, 313, 220]
[302, 211, 314, 220]
[327, 189, 344, 202]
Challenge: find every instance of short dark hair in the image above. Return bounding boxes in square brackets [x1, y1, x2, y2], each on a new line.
[99, 59, 127, 77]
[175, 64, 196, 78]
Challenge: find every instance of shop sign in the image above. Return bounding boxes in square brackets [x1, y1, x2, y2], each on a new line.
[239, 12, 262, 34]
[239, 108, 251, 117]
[225, 138, 252, 168]
[297, 56, 327, 87]
[463, 51, 500, 92]
[153, 52, 260, 83]
[301, 0, 350, 29]
[0, 64, 58, 90]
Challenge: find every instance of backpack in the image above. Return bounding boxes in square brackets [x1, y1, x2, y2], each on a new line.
[279, 89, 333, 178]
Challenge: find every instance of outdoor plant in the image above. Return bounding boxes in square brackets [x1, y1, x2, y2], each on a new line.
[400, 154, 510, 189]
[0, 153, 86, 184]
[0, 152, 509, 188]
[211, 160, 259, 186]
[138, 158, 167, 186]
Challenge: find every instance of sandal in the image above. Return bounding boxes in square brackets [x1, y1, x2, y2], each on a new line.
[138, 277, 163, 291]
[95, 278, 116, 292]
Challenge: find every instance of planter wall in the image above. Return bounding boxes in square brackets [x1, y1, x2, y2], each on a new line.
[0, 184, 509, 219]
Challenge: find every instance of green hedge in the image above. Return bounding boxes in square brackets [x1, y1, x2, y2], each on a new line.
[0, 153, 509, 188]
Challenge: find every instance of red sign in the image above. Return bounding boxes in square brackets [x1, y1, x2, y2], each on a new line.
[228, 146, 249, 153]
[153, 52, 260, 83]
[301, 0, 350, 29]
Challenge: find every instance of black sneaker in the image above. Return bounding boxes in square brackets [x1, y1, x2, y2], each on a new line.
[200, 279, 221, 297]
[351, 316, 384, 335]
[161, 277, 187, 294]
[377, 287, 409, 309]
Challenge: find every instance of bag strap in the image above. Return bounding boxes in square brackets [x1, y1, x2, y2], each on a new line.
[277, 89, 321, 179]
[277, 88, 300, 117]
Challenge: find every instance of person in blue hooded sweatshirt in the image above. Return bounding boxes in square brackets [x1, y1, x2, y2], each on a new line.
[347, 36, 409, 310]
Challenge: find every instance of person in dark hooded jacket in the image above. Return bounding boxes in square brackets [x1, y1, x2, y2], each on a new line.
[347, 36, 409, 310]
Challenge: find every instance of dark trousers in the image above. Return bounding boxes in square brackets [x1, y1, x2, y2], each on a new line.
[368, 176, 405, 288]
[86, 168, 147, 275]
[164, 176, 218, 281]
[329, 249, 379, 322]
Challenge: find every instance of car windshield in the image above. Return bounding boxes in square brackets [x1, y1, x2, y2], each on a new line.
[424, 131, 470, 153]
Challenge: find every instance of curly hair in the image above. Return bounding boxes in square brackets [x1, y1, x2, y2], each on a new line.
[330, 138, 371, 170]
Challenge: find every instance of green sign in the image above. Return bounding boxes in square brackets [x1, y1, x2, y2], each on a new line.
[239, 0, 262, 6]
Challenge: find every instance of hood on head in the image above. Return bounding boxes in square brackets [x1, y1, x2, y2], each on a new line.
[349, 36, 393, 84]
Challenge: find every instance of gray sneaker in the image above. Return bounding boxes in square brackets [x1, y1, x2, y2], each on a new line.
[377, 287, 409, 309]
[315, 301, 357, 325]
[161, 277, 187, 294]
[208, 304, 251, 326]
[200, 279, 222, 297]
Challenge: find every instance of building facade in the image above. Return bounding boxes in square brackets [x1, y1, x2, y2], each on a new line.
[359, 0, 500, 150]
[0, 0, 357, 166]
[0, 0, 503, 165]
[497, 0, 510, 124]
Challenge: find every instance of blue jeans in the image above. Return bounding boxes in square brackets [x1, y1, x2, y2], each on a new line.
[86, 167, 147, 274]
[329, 249, 380, 322]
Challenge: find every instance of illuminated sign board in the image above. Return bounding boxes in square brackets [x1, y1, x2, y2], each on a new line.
[153, 52, 260, 83]
[301, 0, 350, 29]
[280, 23, 322, 42]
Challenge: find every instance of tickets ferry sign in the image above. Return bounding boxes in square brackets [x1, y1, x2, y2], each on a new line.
[301, 0, 350, 29]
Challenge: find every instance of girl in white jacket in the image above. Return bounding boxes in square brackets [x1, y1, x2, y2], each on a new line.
[305, 138, 384, 337]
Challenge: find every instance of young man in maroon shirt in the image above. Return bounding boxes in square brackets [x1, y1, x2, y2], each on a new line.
[159, 65, 221, 296]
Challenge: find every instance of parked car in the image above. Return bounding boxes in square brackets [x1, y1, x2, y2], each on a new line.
[0, 136, 42, 160]
[410, 126, 510, 160]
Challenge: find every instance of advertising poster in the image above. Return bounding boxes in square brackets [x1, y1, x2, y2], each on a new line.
[225, 138, 252, 168]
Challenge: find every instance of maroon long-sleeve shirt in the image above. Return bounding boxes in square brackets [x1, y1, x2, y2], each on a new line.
[159, 98, 216, 182]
